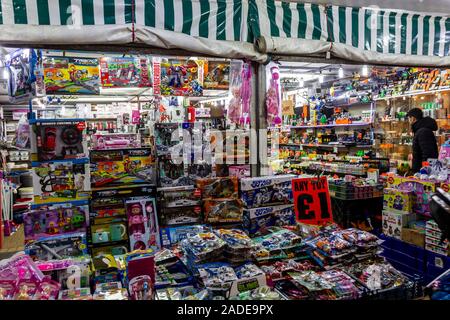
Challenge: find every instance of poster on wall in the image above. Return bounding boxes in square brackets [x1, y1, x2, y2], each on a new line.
[43, 57, 100, 94]
[159, 59, 203, 96]
[203, 61, 230, 90]
[99, 57, 152, 88]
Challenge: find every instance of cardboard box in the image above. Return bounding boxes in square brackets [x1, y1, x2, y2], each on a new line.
[382, 210, 416, 239]
[401, 228, 425, 248]
[383, 188, 413, 213]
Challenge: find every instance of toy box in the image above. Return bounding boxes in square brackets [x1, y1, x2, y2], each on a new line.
[383, 188, 413, 213]
[203, 61, 230, 90]
[240, 175, 296, 208]
[228, 165, 251, 178]
[382, 210, 417, 239]
[157, 186, 202, 207]
[43, 56, 100, 95]
[23, 204, 89, 241]
[99, 57, 151, 88]
[386, 176, 437, 215]
[159, 225, 207, 247]
[159, 206, 203, 226]
[32, 160, 90, 204]
[155, 123, 180, 156]
[159, 59, 203, 96]
[203, 199, 243, 223]
[243, 204, 296, 235]
[196, 177, 239, 199]
[401, 228, 425, 248]
[92, 133, 141, 150]
[126, 197, 160, 251]
[90, 148, 154, 189]
[33, 121, 88, 161]
[24, 232, 89, 261]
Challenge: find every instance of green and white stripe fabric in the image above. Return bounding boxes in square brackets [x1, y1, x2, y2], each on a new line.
[134, 0, 251, 42]
[327, 6, 450, 57]
[249, 0, 328, 42]
[0, 0, 133, 25]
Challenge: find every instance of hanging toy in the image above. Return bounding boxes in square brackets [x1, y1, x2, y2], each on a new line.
[239, 62, 252, 125]
[266, 65, 281, 126]
[228, 86, 242, 125]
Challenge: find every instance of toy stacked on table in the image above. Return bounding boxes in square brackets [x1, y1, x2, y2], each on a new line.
[0, 253, 60, 300]
[197, 177, 242, 225]
[240, 175, 296, 236]
[425, 220, 449, 256]
[251, 227, 303, 262]
[123, 250, 156, 300]
[181, 231, 227, 267]
[215, 229, 253, 265]
[157, 186, 203, 247]
[154, 249, 194, 289]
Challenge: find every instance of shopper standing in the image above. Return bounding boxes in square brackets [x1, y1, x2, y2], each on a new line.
[407, 108, 439, 173]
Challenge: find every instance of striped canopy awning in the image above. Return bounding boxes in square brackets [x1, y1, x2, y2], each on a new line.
[0, 0, 449, 64]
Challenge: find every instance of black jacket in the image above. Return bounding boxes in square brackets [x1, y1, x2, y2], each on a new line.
[411, 117, 439, 172]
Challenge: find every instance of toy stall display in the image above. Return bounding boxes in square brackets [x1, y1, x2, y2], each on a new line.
[90, 148, 154, 189]
[99, 57, 152, 88]
[158, 59, 203, 96]
[43, 57, 100, 95]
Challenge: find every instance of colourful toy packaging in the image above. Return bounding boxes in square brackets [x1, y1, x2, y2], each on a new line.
[243, 204, 296, 235]
[159, 225, 207, 247]
[203, 61, 229, 90]
[90, 148, 154, 189]
[196, 177, 239, 199]
[125, 197, 160, 251]
[386, 176, 437, 215]
[92, 133, 141, 150]
[240, 175, 296, 208]
[159, 59, 203, 96]
[99, 57, 151, 88]
[383, 188, 413, 213]
[23, 204, 89, 241]
[125, 250, 156, 300]
[382, 210, 417, 240]
[159, 206, 203, 226]
[34, 121, 88, 161]
[43, 56, 100, 94]
[203, 199, 243, 223]
[157, 186, 202, 208]
[32, 160, 90, 204]
[24, 232, 89, 261]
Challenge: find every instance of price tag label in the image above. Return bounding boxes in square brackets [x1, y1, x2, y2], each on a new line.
[292, 176, 333, 226]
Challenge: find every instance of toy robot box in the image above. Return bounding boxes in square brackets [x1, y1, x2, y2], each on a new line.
[382, 210, 416, 240]
[240, 175, 296, 208]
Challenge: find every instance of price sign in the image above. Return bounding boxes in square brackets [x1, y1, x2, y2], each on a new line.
[292, 176, 333, 225]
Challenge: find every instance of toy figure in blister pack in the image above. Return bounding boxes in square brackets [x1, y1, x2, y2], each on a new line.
[240, 62, 252, 125]
[129, 275, 153, 300]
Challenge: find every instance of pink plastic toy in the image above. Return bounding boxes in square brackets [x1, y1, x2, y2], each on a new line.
[228, 87, 242, 124]
[266, 66, 282, 126]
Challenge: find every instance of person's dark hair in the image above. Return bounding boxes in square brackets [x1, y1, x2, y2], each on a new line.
[407, 108, 424, 120]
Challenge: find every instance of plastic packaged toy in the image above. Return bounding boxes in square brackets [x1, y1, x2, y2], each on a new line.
[93, 281, 129, 300]
[243, 204, 296, 235]
[159, 59, 203, 96]
[159, 225, 207, 247]
[383, 188, 413, 213]
[240, 175, 296, 208]
[158, 186, 202, 207]
[181, 232, 227, 264]
[0, 253, 45, 283]
[23, 205, 89, 241]
[33, 278, 61, 300]
[159, 206, 202, 226]
[126, 198, 160, 251]
[92, 133, 141, 150]
[203, 199, 243, 223]
[196, 177, 239, 199]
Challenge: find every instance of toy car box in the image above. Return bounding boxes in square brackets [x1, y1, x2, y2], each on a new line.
[382, 210, 417, 240]
[243, 204, 296, 235]
[159, 225, 207, 247]
[203, 199, 243, 223]
[157, 186, 202, 208]
[196, 177, 239, 199]
[240, 175, 296, 208]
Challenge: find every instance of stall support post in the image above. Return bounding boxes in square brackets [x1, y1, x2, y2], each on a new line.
[255, 62, 269, 176]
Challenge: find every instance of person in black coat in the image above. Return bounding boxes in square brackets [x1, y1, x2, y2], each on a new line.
[407, 108, 439, 173]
